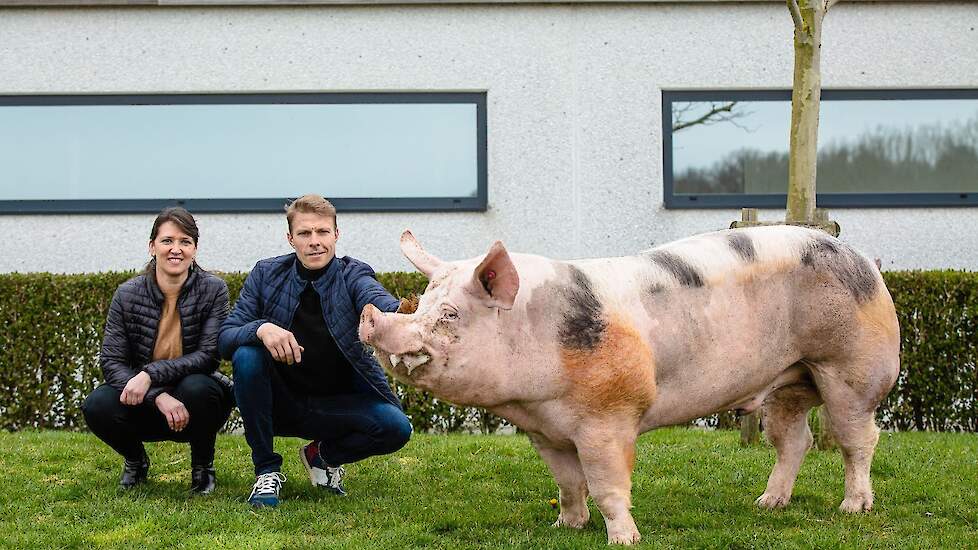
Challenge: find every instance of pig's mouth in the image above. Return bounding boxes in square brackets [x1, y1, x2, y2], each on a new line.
[364, 342, 431, 376]
[388, 352, 431, 375]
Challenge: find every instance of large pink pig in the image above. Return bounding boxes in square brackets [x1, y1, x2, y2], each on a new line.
[358, 225, 900, 545]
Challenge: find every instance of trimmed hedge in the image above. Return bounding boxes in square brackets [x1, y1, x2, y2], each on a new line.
[0, 270, 504, 433]
[880, 271, 978, 431]
[0, 270, 975, 432]
[0, 272, 129, 431]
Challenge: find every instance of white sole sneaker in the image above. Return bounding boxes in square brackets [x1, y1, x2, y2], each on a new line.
[298, 444, 326, 487]
[299, 444, 347, 495]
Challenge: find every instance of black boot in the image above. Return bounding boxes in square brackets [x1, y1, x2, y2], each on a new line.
[120, 451, 149, 489]
[191, 464, 216, 495]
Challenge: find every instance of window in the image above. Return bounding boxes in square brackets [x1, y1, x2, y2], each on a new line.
[663, 89, 978, 208]
[0, 93, 487, 213]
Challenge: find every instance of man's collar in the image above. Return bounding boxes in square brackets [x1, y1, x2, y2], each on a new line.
[296, 258, 331, 281]
[291, 255, 341, 290]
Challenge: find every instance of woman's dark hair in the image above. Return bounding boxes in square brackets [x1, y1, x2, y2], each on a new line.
[145, 207, 203, 274]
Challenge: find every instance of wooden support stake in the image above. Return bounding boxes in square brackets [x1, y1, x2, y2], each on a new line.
[740, 411, 761, 447]
[815, 407, 837, 450]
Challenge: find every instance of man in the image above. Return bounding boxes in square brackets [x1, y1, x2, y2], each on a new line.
[218, 194, 412, 507]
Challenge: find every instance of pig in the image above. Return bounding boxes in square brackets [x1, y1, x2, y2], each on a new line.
[358, 225, 900, 545]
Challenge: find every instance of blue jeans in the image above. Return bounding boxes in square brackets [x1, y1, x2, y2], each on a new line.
[231, 346, 412, 475]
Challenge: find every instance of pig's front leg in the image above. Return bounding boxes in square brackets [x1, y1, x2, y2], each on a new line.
[576, 425, 641, 545]
[528, 434, 590, 529]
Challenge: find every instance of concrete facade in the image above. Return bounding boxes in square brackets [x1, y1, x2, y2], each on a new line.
[0, 1, 976, 274]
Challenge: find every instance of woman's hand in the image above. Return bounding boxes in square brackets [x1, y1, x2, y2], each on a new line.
[120, 371, 152, 405]
[155, 392, 190, 432]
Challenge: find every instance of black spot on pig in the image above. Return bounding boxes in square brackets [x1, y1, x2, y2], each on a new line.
[558, 266, 607, 351]
[647, 282, 666, 296]
[726, 232, 757, 263]
[645, 250, 704, 288]
[800, 234, 878, 303]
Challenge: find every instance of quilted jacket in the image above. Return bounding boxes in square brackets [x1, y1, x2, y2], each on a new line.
[99, 265, 232, 403]
[217, 253, 402, 408]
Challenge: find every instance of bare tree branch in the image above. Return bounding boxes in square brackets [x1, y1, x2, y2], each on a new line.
[787, 0, 804, 31]
[673, 102, 742, 133]
[672, 102, 696, 121]
[722, 115, 755, 134]
[825, 0, 841, 11]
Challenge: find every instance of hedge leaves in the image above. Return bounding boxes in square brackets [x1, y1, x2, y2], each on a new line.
[0, 270, 974, 432]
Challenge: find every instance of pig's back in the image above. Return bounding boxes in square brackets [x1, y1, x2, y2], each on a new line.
[570, 225, 882, 311]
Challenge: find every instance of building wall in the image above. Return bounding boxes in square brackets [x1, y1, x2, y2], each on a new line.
[0, 2, 976, 274]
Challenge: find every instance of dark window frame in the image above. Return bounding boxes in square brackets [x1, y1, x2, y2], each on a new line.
[0, 92, 488, 214]
[662, 89, 978, 209]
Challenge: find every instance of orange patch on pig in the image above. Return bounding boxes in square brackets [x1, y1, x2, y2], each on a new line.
[560, 315, 657, 416]
[712, 258, 797, 288]
[624, 443, 636, 471]
[855, 286, 900, 343]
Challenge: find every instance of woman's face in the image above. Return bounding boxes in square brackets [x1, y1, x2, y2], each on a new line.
[149, 221, 197, 280]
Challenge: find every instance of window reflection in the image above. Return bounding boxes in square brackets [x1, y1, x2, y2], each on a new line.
[671, 96, 978, 196]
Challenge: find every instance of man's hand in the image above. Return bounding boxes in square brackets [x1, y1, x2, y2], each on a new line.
[155, 392, 190, 432]
[257, 322, 305, 365]
[120, 371, 152, 405]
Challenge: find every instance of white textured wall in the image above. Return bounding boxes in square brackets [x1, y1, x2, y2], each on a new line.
[0, 2, 976, 274]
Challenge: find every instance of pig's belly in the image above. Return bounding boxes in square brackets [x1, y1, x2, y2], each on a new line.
[637, 331, 807, 430]
[631, 284, 810, 429]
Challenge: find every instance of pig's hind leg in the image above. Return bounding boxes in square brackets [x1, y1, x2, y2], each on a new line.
[528, 434, 591, 529]
[755, 382, 822, 509]
[810, 353, 898, 513]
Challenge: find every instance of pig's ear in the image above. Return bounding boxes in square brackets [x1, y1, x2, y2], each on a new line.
[472, 241, 520, 310]
[400, 230, 443, 277]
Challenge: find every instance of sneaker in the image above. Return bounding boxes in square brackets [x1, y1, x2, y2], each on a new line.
[190, 463, 216, 495]
[120, 451, 149, 489]
[248, 472, 287, 508]
[299, 441, 346, 496]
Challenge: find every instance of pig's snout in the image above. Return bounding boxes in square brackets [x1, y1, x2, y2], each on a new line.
[360, 305, 430, 375]
[359, 304, 424, 355]
[359, 304, 382, 345]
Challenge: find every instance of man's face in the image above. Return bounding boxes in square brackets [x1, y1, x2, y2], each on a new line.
[288, 212, 339, 270]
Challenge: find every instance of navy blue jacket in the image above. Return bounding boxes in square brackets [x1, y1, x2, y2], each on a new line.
[218, 253, 401, 407]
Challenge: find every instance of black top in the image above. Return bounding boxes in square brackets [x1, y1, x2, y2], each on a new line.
[283, 260, 355, 395]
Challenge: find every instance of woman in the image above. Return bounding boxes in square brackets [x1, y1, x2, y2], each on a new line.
[82, 207, 234, 494]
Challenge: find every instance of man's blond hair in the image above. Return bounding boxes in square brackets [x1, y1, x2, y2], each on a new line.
[286, 194, 337, 232]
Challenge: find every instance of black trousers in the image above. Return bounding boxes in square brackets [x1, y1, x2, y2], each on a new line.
[82, 374, 234, 466]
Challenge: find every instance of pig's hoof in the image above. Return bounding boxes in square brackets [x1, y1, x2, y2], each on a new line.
[839, 494, 873, 513]
[755, 492, 790, 509]
[552, 511, 589, 529]
[607, 528, 641, 545]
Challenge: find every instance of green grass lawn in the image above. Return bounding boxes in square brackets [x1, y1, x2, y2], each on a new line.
[5, 428, 977, 549]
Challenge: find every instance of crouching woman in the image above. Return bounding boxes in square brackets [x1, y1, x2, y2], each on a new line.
[82, 207, 234, 494]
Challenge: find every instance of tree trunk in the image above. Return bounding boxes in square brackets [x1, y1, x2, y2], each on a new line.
[737, 2, 842, 447]
[785, 0, 824, 224]
[786, 0, 838, 450]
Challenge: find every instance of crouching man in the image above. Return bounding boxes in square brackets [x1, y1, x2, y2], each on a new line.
[218, 194, 412, 507]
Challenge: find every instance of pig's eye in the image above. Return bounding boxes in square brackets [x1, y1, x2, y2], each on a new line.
[441, 310, 459, 322]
